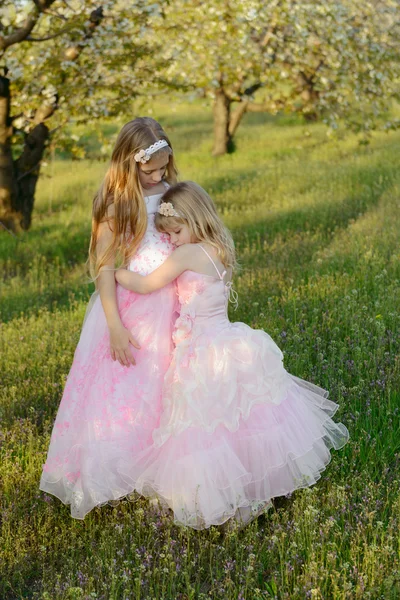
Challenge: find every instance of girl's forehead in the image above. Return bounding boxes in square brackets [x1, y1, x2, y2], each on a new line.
[140, 151, 169, 170]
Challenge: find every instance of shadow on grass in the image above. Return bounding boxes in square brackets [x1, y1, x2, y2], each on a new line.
[0, 278, 92, 323]
[232, 162, 396, 253]
[199, 166, 267, 202]
[0, 220, 91, 277]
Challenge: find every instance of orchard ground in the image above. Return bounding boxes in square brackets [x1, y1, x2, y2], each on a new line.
[0, 103, 399, 599]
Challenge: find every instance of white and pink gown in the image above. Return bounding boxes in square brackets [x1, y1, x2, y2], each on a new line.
[40, 192, 177, 519]
[134, 245, 349, 529]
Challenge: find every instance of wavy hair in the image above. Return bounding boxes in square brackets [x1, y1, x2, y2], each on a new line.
[155, 181, 236, 270]
[89, 117, 178, 281]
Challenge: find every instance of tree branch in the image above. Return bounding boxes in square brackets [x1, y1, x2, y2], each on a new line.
[61, 0, 77, 12]
[45, 9, 69, 22]
[243, 82, 263, 97]
[297, 60, 325, 93]
[227, 81, 263, 103]
[10, 112, 23, 122]
[0, 220, 19, 238]
[16, 160, 42, 182]
[63, 7, 103, 61]
[0, 0, 57, 52]
[27, 24, 74, 42]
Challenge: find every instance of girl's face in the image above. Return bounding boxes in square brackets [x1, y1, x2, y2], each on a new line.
[138, 153, 169, 190]
[167, 223, 194, 247]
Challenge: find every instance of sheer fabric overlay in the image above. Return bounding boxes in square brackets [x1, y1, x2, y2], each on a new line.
[40, 192, 178, 519]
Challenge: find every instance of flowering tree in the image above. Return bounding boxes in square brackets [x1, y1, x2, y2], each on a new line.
[150, 0, 400, 155]
[0, 0, 155, 231]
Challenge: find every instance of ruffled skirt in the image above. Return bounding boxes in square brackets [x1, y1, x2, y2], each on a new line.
[133, 322, 349, 529]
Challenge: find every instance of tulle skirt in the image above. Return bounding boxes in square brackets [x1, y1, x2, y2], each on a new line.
[132, 322, 349, 529]
[39, 283, 177, 519]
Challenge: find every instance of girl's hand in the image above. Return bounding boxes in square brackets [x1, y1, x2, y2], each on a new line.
[109, 321, 140, 366]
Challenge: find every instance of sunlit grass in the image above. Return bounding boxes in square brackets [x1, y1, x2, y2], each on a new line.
[0, 102, 399, 599]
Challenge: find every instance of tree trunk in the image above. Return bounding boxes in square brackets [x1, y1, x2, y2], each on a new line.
[0, 75, 19, 231]
[229, 99, 250, 137]
[0, 73, 52, 231]
[212, 89, 232, 156]
[14, 123, 50, 229]
[297, 73, 320, 121]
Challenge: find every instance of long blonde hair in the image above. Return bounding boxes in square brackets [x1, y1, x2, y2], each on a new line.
[89, 117, 178, 280]
[155, 181, 236, 270]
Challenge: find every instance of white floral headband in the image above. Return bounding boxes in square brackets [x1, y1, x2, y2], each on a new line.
[158, 202, 180, 217]
[134, 139, 170, 164]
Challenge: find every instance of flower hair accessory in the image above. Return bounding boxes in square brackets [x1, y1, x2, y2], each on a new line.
[158, 202, 180, 217]
[134, 139, 170, 164]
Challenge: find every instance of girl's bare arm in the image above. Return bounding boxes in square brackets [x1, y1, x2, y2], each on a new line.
[96, 219, 140, 366]
[116, 245, 196, 293]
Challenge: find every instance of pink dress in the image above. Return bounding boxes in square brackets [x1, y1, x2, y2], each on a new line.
[40, 192, 177, 519]
[134, 245, 349, 529]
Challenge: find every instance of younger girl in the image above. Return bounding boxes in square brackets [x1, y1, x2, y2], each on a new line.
[40, 118, 179, 519]
[116, 181, 349, 530]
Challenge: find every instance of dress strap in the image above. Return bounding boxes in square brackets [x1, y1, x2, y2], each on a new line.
[197, 244, 226, 280]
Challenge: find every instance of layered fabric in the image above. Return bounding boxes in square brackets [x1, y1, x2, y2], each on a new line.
[40, 193, 177, 519]
[133, 251, 349, 529]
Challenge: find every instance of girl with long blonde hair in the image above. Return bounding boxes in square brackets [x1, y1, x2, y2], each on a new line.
[40, 117, 179, 519]
[115, 181, 348, 530]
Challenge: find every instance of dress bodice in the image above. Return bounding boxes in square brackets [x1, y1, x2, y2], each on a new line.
[129, 191, 174, 275]
[173, 269, 232, 346]
[178, 271, 228, 318]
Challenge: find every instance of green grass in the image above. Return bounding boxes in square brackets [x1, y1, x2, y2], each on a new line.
[0, 101, 399, 599]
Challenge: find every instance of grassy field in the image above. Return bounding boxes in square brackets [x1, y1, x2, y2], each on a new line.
[0, 103, 399, 599]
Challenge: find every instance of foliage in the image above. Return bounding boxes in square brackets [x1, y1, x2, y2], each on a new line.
[150, 0, 400, 133]
[1, 0, 159, 154]
[0, 105, 399, 598]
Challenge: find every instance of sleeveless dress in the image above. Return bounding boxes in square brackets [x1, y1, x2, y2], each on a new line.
[134, 245, 349, 529]
[39, 191, 177, 519]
